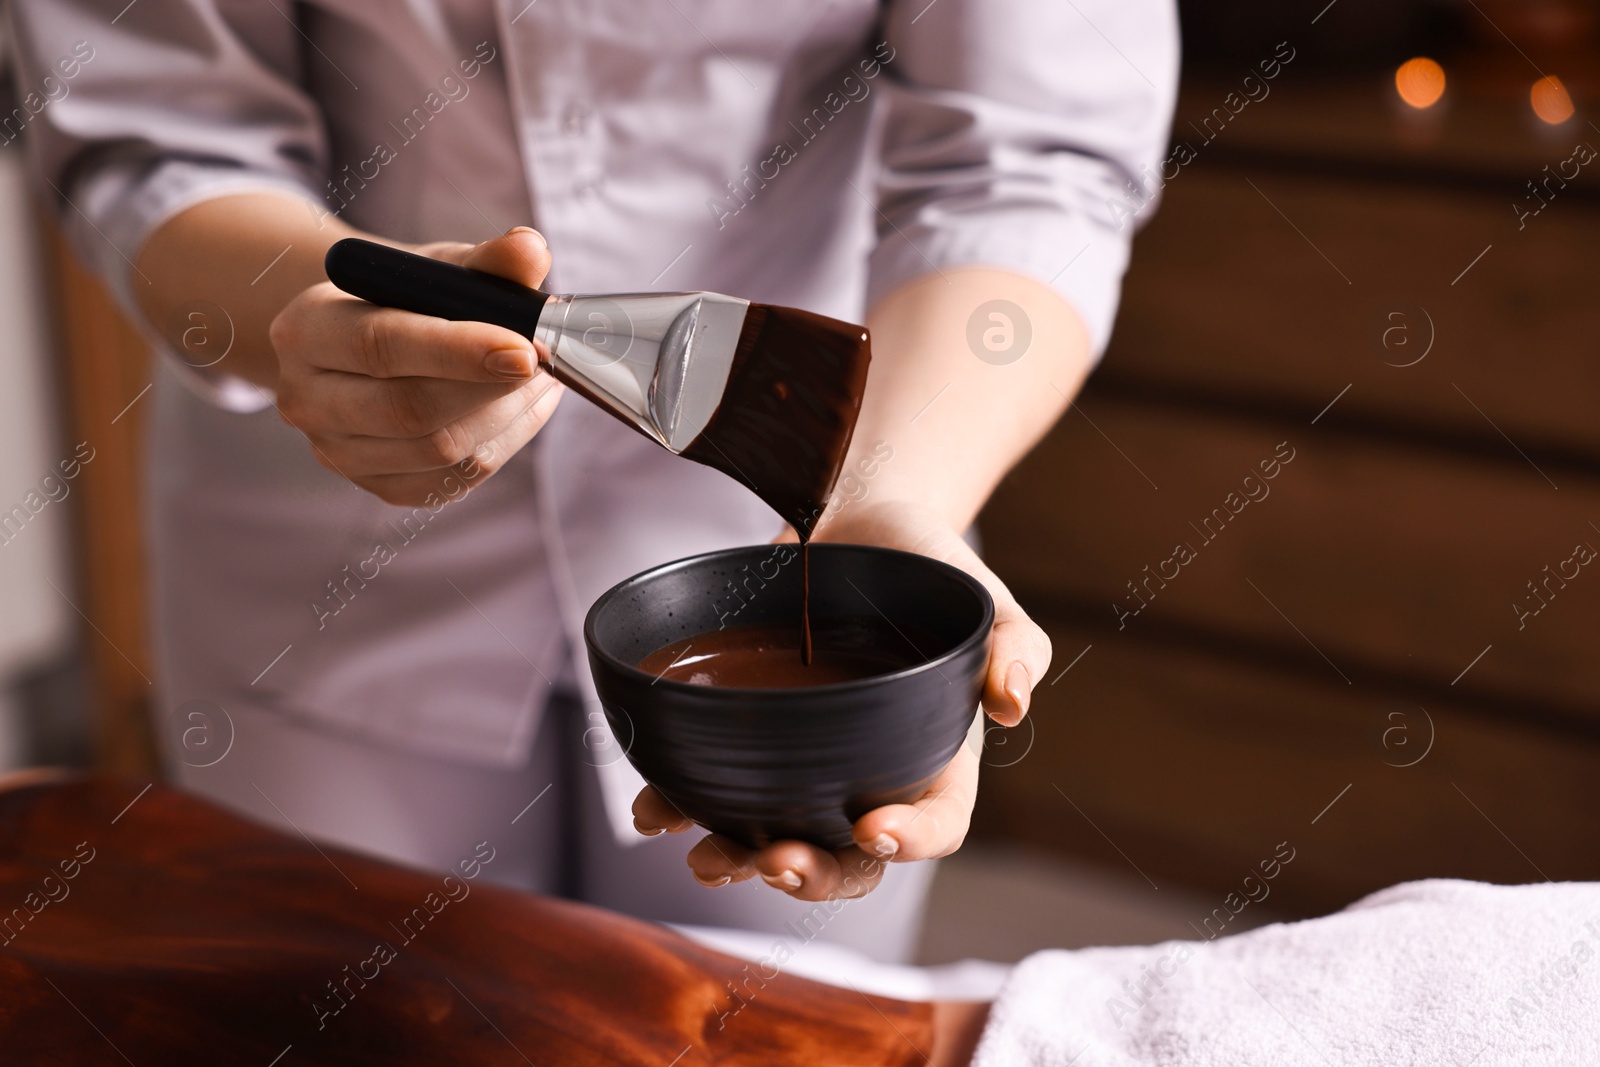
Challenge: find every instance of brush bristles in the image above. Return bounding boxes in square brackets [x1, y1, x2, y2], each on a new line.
[681, 303, 872, 537]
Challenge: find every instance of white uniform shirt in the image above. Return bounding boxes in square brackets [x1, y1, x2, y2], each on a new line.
[8, 0, 1178, 839]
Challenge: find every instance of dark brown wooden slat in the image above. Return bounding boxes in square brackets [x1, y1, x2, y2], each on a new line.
[1105, 167, 1600, 460]
[979, 395, 1600, 714]
[1174, 77, 1600, 184]
[972, 617, 1600, 918]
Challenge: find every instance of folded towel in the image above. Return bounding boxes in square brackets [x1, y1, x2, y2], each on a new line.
[973, 879, 1600, 1066]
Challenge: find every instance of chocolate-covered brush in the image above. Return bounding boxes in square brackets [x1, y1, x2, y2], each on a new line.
[324, 238, 870, 540]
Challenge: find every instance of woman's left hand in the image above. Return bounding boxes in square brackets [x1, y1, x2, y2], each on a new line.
[630, 497, 1052, 901]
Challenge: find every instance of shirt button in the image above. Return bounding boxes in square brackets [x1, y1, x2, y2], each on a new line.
[562, 103, 589, 135]
[573, 177, 601, 201]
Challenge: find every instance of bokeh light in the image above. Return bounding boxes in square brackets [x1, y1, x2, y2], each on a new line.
[1530, 76, 1574, 124]
[1395, 57, 1446, 109]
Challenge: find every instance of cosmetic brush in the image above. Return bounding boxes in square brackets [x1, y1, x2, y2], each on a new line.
[325, 238, 870, 540]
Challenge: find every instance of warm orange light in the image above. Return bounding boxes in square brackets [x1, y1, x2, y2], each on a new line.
[1395, 57, 1446, 109]
[1531, 76, 1574, 124]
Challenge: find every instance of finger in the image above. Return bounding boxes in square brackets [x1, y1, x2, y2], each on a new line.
[341, 380, 563, 505]
[340, 457, 495, 510]
[280, 370, 521, 438]
[813, 503, 1052, 727]
[980, 585, 1052, 727]
[632, 785, 696, 836]
[316, 378, 561, 476]
[316, 296, 543, 382]
[410, 239, 476, 266]
[462, 376, 565, 473]
[685, 834, 760, 887]
[289, 229, 550, 385]
[919, 528, 1051, 727]
[458, 226, 552, 290]
[851, 741, 979, 862]
[750, 840, 886, 902]
[926, 546, 1050, 728]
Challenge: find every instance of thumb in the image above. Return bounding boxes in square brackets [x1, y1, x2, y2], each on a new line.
[422, 226, 552, 290]
[462, 226, 551, 289]
[920, 526, 1052, 727]
[982, 585, 1052, 728]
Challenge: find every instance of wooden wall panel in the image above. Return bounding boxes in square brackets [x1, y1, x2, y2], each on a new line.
[42, 226, 159, 776]
[982, 395, 1600, 719]
[973, 617, 1600, 916]
[1106, 169, 1600, 462]
[1179, 78, 1596, 179]
[970, 75, 1600, 920]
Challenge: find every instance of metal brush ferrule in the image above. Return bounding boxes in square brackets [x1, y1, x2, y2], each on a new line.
[534, 291, 750, 452]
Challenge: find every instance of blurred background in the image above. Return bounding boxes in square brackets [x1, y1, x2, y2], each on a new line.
[1, 0, 1596, 962]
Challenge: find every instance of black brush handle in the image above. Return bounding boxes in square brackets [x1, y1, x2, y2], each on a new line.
[323, 238, 551, 339]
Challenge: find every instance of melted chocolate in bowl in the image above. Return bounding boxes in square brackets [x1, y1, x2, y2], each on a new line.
[637, 616, 934, 688]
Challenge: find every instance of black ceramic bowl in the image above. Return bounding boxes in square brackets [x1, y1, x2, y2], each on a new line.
[583, 543, 993, 850]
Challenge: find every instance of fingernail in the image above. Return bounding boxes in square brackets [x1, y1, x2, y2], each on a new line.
[507, 226, 547, 250]
[633, 819, 665, 838]
[761, 869, 802, 890]
[485, 348, 534, 378]
[695, 873, 732, 888]
[868, 833, 899, 859]
[1004, 661, 1031, 718]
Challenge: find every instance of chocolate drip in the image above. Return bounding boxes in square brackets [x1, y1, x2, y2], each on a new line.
[802, 542, 812, 665]
[678, 305, 871, 667]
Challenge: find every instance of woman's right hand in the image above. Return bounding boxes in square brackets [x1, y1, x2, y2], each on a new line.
[270, 226, 564, 506]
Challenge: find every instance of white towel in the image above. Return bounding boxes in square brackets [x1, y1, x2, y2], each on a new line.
[973, 879, 1600, 1067]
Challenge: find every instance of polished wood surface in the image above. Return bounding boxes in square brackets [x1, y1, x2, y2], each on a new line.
[0, 778, 931, 1066]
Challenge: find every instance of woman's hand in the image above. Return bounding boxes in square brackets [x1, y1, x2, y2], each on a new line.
[270, 227, 564, 506]
[631, 497, 1052, 901]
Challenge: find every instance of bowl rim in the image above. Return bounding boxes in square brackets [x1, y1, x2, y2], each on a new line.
[583, 542, 996, 700]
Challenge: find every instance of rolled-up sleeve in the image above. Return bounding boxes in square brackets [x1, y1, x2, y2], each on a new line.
[6, 0, 329, 406]
[870, 0, 1179, 355]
